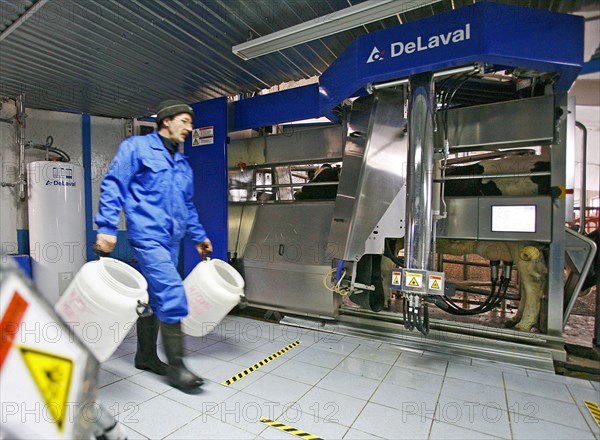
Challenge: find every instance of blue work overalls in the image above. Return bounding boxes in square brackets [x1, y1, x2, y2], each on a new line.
[95, 131, 207, 323]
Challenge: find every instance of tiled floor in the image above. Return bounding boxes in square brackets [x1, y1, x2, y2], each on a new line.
[98, 315, 600, 440]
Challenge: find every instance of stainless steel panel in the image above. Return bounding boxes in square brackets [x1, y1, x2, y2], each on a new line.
[436, 198, 479, 240]
[436, 96, 555, 151]
[266, 125, 343, 163]
[437, 196, 552, 242]
[329, 89, 408, 262]
[546, 93, 569, 337]
[241, 202, 340, 317]
[228, 204, 259, 258]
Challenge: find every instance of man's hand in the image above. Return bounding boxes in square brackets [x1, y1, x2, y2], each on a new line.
[96, 233, 117, 253]
[196, 239, 213, 260]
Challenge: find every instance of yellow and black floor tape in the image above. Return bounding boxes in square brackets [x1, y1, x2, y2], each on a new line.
[584, 400, 600, 426]
[221, 341, 301, 386]
[260, 416, 323, 440]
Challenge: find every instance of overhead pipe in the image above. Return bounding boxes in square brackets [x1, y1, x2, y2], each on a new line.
[575, 121, 588, 233]
[16, 94, 27, 200]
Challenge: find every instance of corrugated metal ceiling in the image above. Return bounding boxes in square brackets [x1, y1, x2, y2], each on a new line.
[0, 0, 596, 118]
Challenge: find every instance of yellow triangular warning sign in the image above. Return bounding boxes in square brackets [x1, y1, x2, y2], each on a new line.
[431, 280, 440, 289]
[20, 347, 72, 431]
[192, 138, 200, 146]
[392, 275, 400, 285]
[408, 277, 420, 287]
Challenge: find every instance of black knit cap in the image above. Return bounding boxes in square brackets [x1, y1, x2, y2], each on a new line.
[155, 100, 194, 125]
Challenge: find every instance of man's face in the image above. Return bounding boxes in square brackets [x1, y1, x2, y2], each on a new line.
[164, 113, 193, 143]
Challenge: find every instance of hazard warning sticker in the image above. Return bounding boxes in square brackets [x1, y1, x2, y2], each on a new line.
[405, 272, 423, 288]
[428, 275, 443, 291]
[19, 347, 73, 432]
[192, 126, 214, 146]
[0, 291, 28, 369]
[391, 271, 401, 287]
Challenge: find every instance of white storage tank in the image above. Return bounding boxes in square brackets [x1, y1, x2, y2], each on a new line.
[27, 161, 87, 304]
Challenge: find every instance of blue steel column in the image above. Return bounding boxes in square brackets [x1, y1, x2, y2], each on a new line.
[404, 72, 435, 271]
[183, 97, 228, 276]
[82, 113, 94, 261]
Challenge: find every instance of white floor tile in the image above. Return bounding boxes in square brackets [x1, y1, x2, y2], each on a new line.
[436, 396, 511, 439]
[429, 420, 503, 439]
[370, 382, 439, 417]
[352, 402, 433, 439]
[440, 377, 506, 409]
[506, 389, 590, 431]
[98, 368, 123, 388]
[311, 338, 360, 355]
[292, 346, 348, 369]
[349, 344, 403, 365]
[343, 428, 385, 439]
[335, 356, 392, 381]
[446, 363, 505, 388]
[270, 358, 331, 385]
[384, 365, 445, 395]
[294, 386, 367, 427]
[126, 370, 172, 394]
[511, 416, 597, 440]
[317, 370, 380, 401]
[98, 379, 158, 416]
[163, 381, 238, 410]
[504, 372, 575, 403]
[165, 414, 256, 439]
[220, 391, 286, 435]
[395, 352, 448, 375]
[241, 374, 312, 404]
[121, 395, 201, 438]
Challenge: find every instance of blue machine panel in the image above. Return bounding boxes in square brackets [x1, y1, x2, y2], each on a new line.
[232, 84, 320, 132]
[183, 97, 229, 275]
[319, 2, 583, 115]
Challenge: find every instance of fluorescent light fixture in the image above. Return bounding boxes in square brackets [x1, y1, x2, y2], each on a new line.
[232, 0, 443, 60]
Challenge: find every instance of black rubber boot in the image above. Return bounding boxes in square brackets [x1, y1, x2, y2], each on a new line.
[160, 321, 204, 392]
[134, 315, 168, 376]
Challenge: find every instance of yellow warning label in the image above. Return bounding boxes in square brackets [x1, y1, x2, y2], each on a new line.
[20, 347, 73, 432]
[192, 138, 200, 146]
[392, 272, 401, 286]
[429, 275, 442, 291]
[584, 401, 600, 426]
[405, 273, 422, 288]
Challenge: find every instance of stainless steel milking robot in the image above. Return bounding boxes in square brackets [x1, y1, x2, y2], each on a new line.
[228, 3, 596, 366]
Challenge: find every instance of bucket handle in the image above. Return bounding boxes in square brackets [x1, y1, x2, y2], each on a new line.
[136, 300, 153, 318]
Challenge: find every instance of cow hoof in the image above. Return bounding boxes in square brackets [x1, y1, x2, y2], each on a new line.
[514, 322, 535, 332]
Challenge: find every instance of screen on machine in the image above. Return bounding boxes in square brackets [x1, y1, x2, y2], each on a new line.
[491, 205, 536, 233]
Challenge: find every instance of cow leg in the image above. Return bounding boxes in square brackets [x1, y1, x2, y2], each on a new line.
[381, 255, 395, 309]
[513, 246, 547, 332]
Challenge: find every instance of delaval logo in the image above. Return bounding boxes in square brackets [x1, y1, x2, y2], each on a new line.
[367, 46, 386, 63]
[367, 23, 471, 63]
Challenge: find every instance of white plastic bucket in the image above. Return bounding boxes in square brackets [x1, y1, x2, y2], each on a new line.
[55, 258, 148, 362]
[182, 259, 245, 337]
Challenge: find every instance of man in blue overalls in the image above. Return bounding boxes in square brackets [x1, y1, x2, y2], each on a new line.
[95, 100, 212, 393]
